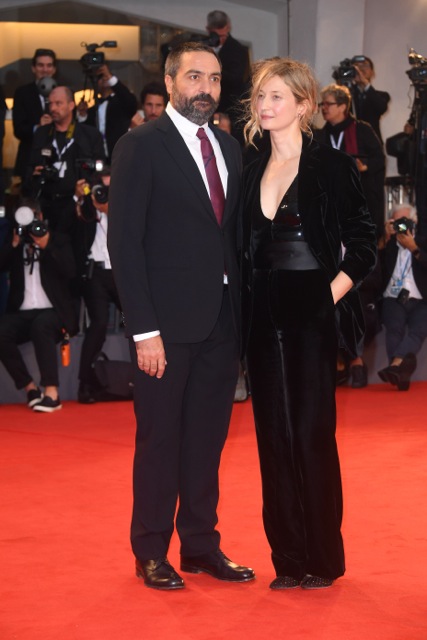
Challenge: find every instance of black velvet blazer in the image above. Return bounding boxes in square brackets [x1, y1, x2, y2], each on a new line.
[241, 134, 377, 358]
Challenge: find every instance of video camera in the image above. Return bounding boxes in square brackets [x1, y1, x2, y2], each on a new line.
[332, 55, 367, 87]
[393, 216, 415, 234]
[406, 48, 427, 86]
[15, 206, 49, 243]
[80, 40, 117, 77]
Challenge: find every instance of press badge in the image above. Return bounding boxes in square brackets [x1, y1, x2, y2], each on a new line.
[390, 279, 403, 297]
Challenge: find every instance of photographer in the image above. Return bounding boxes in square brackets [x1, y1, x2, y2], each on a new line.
[27, 86, 105, 237]
[377, 203, 427, 390]
[12, 48, 57, 182]
[76, 63, 137, 162]
[74, 169, 121, 404]
[349, 56, 390, 143]
[0, 199, 78, 411]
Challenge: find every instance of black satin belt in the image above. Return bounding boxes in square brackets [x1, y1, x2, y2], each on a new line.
[253, 240, 320, 271]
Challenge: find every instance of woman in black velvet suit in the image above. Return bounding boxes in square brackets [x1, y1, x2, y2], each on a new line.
[241, 58, 377, 590]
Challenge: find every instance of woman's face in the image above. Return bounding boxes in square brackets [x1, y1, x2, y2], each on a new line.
[255, 75, 304, 133]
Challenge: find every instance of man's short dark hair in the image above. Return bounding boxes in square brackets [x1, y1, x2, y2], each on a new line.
[140, 81, 168, 106]
[32, 48, 56, 66]
[207, 10, 230, 30]
[164, 42, 221, 80]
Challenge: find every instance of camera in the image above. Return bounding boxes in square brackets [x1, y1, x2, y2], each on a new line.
[332, 55, 367, 87]
[407, 48, 427, 86]
[38, 147, 60, 184]
[393, 216, 415, 234]
[75, 158, 105, 182]
[15, 206, 49, 243]
[80, 41, 117, 77]
[91, 183, 109, 204]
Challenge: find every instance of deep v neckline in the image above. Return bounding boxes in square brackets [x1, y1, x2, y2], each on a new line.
[260, 174, 298, 221]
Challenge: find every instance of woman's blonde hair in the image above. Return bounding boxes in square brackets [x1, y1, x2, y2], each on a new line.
[243, 57, 319, 147]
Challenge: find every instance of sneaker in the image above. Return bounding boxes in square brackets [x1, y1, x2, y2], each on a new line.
[27, 388, 43, 408]
[33, 396, 62, 413]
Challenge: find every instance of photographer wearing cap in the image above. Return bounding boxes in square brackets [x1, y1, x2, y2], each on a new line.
[350, 55, 390, 143]
[73, 169, 121, 404]
[0, 199, 78, 411]
[76, 63, 137, 162]
[377, 203, 427, 390]
[28, 85, 105, 236]
[12, 48, 57, 182]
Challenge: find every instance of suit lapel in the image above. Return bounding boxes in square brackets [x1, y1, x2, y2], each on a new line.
[156, 114, 217, 222]
[209, 124, 238, 226]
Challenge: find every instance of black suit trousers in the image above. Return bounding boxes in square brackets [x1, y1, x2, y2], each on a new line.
[130, 290, 239, 561]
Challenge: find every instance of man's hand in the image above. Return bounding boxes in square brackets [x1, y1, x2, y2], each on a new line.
[353, 64, 369, 88]
[135, 335, 167, 379]
[96, 64, 113, 86]
[39, 113, 53, 127]
[129, 112, 144, 129]
[396, 230, 417, 252]
[76, 99, 89, 118]
[31, 231, 50, 250]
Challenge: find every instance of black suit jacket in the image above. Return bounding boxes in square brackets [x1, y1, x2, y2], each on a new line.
[86, 81, 137, 160]
[241, 135, 377, 358]
[13, 82, 45, 178]
[108, 111, 242, 342]
[351, 85, 390, 142]
[217, 35, 250, 115]
[0, 230, 79, 335]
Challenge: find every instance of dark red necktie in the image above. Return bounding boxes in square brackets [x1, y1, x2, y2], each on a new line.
[196, 127, 225, 225]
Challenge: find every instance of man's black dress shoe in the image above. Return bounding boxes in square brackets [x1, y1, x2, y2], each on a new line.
[180, 549, 255, 582]
[350, 363, 368, 388]
[78, 383, 96, 404]
[135, 558, 184, 590]
[378, 353, 417, 391]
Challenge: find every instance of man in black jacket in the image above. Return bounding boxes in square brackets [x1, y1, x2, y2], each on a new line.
[108, 42, 254, 590]
[378, 203, 427, 390]
[28, 86, 105, 237]
[76, 64, 137, 162]
[206, 10, 250, 142]
[0, 200, 78, 411]
[13, 48, 57, 181]
[350, 55, 390, 144]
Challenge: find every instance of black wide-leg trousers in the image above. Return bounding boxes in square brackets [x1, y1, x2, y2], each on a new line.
[130, 290, 240, 561]
[246, 269, 345, 581]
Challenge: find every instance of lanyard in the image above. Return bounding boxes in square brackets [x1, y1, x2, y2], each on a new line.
[330, 131, 344, 150]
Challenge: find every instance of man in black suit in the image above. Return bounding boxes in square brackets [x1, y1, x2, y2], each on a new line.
[28, 86, 105, 236]
[350, 55, 390, 143]
[77, 64, 137, 162]
[108, 41, 254, 590]
[13, 48, 57, 181]
[0, 199, 78, 411]
[206, 10, 250, 142]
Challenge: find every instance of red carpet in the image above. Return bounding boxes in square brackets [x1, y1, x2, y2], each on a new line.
[1, 384, 427, 639]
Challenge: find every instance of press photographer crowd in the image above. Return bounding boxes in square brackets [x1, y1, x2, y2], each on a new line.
[0, 15, 426, 413]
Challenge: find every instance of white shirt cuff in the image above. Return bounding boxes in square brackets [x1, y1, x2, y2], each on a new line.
[107, 75, 118, 87]
[133, 330, 160, 342]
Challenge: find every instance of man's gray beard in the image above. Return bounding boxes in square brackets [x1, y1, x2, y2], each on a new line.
[172, 89, 218, 126]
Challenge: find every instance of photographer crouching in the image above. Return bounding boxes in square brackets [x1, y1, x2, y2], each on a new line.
[74, 169, 122, 404]
[377, 204, 427, 390]
[0, 200, 78, 411]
